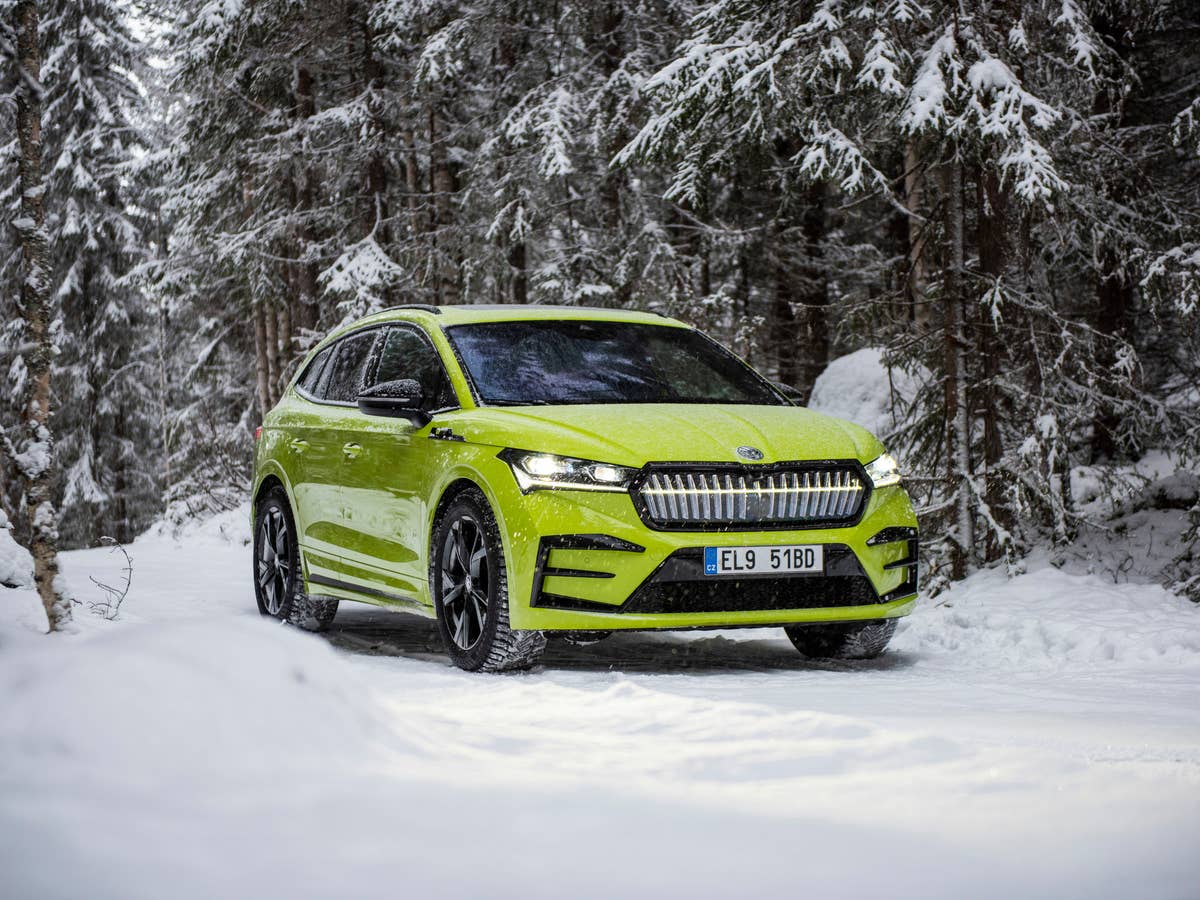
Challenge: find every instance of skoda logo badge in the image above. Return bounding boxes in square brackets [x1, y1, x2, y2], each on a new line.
[736, 446, 764, 461]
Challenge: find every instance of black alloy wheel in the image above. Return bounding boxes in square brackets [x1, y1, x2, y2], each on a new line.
[440, 515, 490, 652]
[253, 486, 338, 631]
[431, 487, 546, 672]
[256, 502, 292, 616]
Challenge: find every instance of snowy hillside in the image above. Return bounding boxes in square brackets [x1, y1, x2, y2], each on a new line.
[1, 516, 1197, 900]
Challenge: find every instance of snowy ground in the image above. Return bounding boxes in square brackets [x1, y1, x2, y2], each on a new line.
[2, 511, 1199, 900]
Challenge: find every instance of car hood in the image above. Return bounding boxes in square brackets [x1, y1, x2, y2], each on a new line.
[446, 404, 885, 467]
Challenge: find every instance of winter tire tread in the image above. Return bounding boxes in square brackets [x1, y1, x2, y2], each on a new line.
[784, 618, 896, 660]
[431, 486, 545, 673]
[254, 486, 338, 632]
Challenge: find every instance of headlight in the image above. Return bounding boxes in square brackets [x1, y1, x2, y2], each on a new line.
[865, 452, 902, 488]
[499, 449, 638, 493]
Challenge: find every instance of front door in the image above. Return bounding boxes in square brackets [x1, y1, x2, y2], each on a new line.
[341, 324, 459, 598]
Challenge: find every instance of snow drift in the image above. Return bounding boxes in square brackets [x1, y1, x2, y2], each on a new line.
[807, 347, 923, 438]
[0, 513, 1197, 899]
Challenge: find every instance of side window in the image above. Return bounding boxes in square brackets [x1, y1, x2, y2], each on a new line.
[297, 345, 333, 396]
[367, 327, 456, 410]
[323, 330, 379, 403]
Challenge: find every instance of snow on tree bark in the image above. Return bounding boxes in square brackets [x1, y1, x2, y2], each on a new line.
[11, 0, 71, 631]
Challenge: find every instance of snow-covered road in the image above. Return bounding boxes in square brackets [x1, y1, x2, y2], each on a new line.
[2, 513, 1198, 899]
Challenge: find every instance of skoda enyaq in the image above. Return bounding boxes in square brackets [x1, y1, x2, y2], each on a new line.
[252, 305, 918, 671]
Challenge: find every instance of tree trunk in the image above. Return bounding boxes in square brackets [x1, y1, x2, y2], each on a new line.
[508, 241, 527, 305]
[495, 13, 527, 305]
[262, 297, 280, 405]
[243, 167, 271, 417]
[905, 140, 931, 330]
[977, 166, 1012, 560]
[798, 182, 829, 401]
[253, 299, 271, 419]
[12, 0, 71, 631]
[404, 127, 422, 236]
[771, 223, 800, 388]
[1088, 8, 1138, 464]
[157, 291, 172, 494]
[278, 301, 293, 380]
[944, 156, 974, 578]
[112, 410, 129, 544]
[361, 10, 392, 300]
[291, 64, 320, 330]
[1092, 252, 1134, 461]
[429, 106, 460, 304]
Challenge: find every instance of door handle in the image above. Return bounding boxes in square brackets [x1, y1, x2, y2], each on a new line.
[342, 442, 363, 459]
[289, 439, 310, 453]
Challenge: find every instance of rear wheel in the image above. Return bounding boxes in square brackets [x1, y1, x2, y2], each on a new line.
[431, 487, 545, 672]
[784, 619, 896, 660]
[253, 486, 338, 631]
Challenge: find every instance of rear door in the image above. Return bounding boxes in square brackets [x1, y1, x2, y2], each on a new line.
[285, 344, 342, 579]
[303, 328, 381, 582]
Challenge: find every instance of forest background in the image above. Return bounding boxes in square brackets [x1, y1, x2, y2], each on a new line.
[1, 0, 1198, 622]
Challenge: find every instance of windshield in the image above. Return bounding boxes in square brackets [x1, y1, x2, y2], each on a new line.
[446, 320, 784, 406]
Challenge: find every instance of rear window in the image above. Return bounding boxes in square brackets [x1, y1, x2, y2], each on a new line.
[297, 346, 334, 396]
[322, 330, 379, 403]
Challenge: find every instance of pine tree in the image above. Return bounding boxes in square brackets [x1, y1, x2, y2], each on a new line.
[40, 0, 156, 546]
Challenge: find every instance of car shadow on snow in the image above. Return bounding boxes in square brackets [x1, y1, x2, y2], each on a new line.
[321, 606, 917, 675]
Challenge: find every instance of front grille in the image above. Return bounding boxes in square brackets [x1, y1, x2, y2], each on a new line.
[633, 464, 867, 530]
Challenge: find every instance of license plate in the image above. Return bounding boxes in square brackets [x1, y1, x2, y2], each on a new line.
[704, 545, 824, 576]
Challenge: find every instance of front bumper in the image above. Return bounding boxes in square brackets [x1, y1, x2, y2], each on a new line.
[499, 477, 919, 632]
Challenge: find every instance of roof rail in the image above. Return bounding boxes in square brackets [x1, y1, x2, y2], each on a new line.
[383, 304, 442, 315]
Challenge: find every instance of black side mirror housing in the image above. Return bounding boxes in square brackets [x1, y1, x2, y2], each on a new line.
[357, 379, 429, 426]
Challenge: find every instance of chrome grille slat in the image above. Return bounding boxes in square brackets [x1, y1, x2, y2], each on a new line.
[635, 464, 865, 527]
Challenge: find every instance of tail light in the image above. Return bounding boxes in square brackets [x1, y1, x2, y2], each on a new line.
[254, 426, 263, 442]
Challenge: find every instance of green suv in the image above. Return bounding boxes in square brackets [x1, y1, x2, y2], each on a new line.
[252, 305, 918, 671]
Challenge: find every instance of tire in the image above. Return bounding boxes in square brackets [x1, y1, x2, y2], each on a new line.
[430, 486, 545, 672]
[253, 486, 338, 632]
[784, 619, 897, 660]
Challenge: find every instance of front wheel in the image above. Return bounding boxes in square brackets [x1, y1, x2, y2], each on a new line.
[784, 619, 897, 660]
[431, 487, 545, 672]
[253, 486, 338, 631]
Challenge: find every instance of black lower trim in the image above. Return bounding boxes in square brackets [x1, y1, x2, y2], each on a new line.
[535, 593, 617, 613]
[542, 566, 615, 579]
[867, 526, 919, 546]
[308, 573, 421, 608]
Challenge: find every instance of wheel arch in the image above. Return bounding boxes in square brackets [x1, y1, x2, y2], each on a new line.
[251, 460, 295, 514]
[427, 471, 517, 585]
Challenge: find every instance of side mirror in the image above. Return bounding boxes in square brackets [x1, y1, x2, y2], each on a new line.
[357, 379, 429, 426]
[774, 382, 806, 405]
